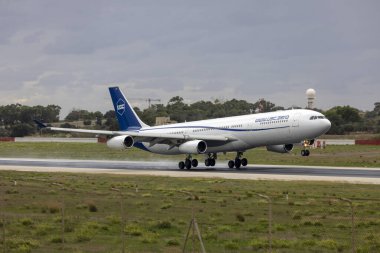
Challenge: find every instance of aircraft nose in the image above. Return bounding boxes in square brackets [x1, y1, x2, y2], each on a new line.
[324, 119, 332, 132]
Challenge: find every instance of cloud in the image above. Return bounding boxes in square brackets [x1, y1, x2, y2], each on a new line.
[0, 0, 379, 119]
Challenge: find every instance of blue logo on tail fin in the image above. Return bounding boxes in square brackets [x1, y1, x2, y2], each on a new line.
[116, 99, 125, 116]
[109, 87, 148, 131]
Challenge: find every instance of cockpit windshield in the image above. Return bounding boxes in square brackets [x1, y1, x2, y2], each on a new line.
[309, 115, 326, 120]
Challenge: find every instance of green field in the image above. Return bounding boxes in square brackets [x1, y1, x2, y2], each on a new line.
[0, 171, 380, 253]
[1, 142, 379, 167]
[1, 142, 380, 252]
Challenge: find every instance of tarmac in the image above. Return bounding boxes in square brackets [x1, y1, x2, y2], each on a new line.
[1, 158, 379, 184]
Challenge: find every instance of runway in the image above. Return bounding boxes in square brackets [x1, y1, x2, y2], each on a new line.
[0, 158, 379, 184]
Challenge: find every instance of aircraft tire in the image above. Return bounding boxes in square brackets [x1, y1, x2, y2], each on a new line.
[301, 150, 306, 156]
[305, 150, 310, 156]
[241, 158, 248, 166]
[192, 159, 198, 167]
[228, 160, 235, 169]
[178, 161, 185, 170]
[210, 159, 216, 166]
[235, 158, 241, 169]
[205, 159, 210, 167]
[185, 159, 192, 169]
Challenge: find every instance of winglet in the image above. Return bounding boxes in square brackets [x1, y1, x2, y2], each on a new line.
[33, 120, 48, 129]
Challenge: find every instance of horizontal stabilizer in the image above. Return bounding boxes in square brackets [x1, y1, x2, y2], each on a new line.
[33, 120, 47, 129]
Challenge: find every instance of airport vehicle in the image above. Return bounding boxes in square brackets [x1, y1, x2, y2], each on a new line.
[35, 86, 331, 169]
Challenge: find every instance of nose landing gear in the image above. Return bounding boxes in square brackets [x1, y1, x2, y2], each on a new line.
[301, 149, 310, 157]
[301, 140, 312, 157]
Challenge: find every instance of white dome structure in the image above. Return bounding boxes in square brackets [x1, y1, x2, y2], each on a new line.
[306, 88, 316, 109]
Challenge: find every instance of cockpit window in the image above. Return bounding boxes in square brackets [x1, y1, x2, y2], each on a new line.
[310, 115, 325, 120]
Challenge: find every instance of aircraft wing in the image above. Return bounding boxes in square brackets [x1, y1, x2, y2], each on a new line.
[35, 120, 232, 142]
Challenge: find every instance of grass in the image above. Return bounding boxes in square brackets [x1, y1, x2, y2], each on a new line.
[0, 171, 380, 252]
[0, 142, 380, 167]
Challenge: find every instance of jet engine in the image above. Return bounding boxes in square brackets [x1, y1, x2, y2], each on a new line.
[266, 144, 293, 153]
[178, 140, 207, 154]
[107, 135, 134, 149]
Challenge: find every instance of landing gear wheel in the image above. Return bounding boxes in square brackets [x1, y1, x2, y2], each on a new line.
[228, 160, 235, 169]
[185, 159, 192, 169]
[191, 159, 198, 167]
[235, 158, 241, 169]
[305, 150, 310, 156]
[301, 150, 310, 156]
[205, 153, 218, 167]
[178, 161, 185, 170]
[241, 158, 248, 166]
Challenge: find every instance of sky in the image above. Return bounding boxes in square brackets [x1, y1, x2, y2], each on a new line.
[1, 0, 379, 118]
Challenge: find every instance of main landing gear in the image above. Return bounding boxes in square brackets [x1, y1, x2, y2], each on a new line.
[301, 149, 310, 157]
[228, 152, 248, 169]
[178, 155, 198, 170]
[205, 153, 217, 167]
[178, 152, 248, 169]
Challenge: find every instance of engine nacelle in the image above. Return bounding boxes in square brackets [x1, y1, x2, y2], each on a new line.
[107, 135, 134, 149]
[178, 140, 207, 154]
[266, 144, 294, 154]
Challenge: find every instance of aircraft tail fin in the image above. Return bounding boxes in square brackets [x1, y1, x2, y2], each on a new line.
[108, 87, 149, 131]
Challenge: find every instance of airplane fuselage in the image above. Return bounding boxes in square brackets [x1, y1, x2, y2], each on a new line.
[136, 109, 331, 154]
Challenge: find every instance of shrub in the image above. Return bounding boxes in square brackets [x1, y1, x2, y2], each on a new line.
[292, 212, 302, 220]
[250, 238, 268, 250]
[317, 239, 339, 250]
[236, 213, 245, 222]
[88, 203, 98, 212]
[125, 224, 144, 236]
[6, 238, 40, 251]
[75, 228, 92, 242]
[166, 239, 180, 246]
[51, 237, 63, 243]
[224, 241, 239, 250]
[301, 239, 317, 246]
[5, 189, 19, 194]
[160, 203, 172, 210]
[155, 220, 172, 229]
[217, 225, 232, 233]
[303, 221, 313, 226]
[76, 204, 87, 209]
[141, 233, 157, 243]
[272, 239, 291, 248]
[204, 231, 218, 240]
[275, 224, 286, 231]
[41, 203, 60, 214]
[49, 205, 60, 214]
[20, 218, 33, 226]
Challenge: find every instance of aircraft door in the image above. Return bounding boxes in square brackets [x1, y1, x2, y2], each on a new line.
[292, 113, 300, 128]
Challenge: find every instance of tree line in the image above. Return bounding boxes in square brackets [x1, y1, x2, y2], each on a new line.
[1, 99, 379, 137]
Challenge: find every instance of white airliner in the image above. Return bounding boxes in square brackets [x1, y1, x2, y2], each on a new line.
[35, 87, 331, 169]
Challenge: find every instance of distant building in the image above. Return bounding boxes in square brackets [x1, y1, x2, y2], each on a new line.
[306, 88, 316, 109]
[155, 117, 177, 126]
